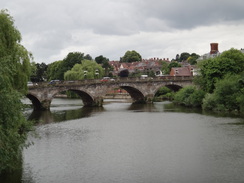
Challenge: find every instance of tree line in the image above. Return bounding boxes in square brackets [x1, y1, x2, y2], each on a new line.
[173, 48, 244, 114]
[30, 50, 199, 82]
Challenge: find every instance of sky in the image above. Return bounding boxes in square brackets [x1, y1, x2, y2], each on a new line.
[2, 0, 244, 64]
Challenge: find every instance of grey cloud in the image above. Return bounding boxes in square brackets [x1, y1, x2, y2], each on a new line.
[136, 0, 244, 30]
[2, 0, 244, 63]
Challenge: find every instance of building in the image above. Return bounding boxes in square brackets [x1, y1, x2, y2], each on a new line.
[197, 43, 221, 61]
[170, 65, 197, 76]
[109, 58, 170, 76]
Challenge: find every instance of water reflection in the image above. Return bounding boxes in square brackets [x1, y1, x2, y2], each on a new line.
[2, 100, 244, 183]
[0, 157, 26, 183]
[162, 102, 244, 119]
[28, 106, 104, 124]
[127, 103, 156, 112]
[162, 102, 203, 114]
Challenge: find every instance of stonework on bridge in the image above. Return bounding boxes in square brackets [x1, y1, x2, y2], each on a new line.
[27, 76, 193, 110]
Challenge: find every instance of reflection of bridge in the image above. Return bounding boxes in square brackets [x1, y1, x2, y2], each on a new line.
[27, 76, 194, 110]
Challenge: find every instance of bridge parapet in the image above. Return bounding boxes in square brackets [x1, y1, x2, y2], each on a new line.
[29, 76, 193, 88]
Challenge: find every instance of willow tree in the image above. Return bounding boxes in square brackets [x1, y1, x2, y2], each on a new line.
[64, 60, 104, 80]
[0, 9, 33, 173]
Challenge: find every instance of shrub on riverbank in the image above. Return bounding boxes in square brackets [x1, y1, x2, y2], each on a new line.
[154, 86, 174, 101]
[173, 86, 205, 107]
[202, 74, 244, 112]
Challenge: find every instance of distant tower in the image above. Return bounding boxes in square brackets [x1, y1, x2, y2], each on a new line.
[210, 43, 219, 54]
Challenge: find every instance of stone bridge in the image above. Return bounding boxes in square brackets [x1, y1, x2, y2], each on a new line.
[27, 76, 193, 110]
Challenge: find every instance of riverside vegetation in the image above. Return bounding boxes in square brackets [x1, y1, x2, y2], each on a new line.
[0, 9, 33, 173]
[173, 48, 244, 115]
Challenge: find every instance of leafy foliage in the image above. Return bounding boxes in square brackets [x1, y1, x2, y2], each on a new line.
[0, 9, 32, 94]
[160, 61, 170, 75]
[64, 60, 104, 80]
[179, 52, 191, 61]
[174, 86, 205, 107]
[0, 9, 33, 173]
[202, 74, 244, 112]
[174, 52, 199, 64]
[30, 62, 48, 82]
[120, 50, 142, 63]
[154, 86, 174, 100]
[197, 48, 244, 93]
[95, 55, 113, 76]
[47, 52, 90, 80]
[46, 60, 63, 80]
[187, 53, 200, 65]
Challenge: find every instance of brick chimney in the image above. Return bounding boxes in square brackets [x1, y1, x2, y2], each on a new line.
[210, 43, 219, 54]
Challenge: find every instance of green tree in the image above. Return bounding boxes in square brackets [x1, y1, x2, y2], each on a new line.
[58, 52, 86, 80]
[175, 54, 180, 61]
[202, 74, 244, 112]
[30, 62, 48, 82]
[0, 9, 32, 173]
[30, 61, 37, 80]
[64, 60, 104, 80]
[47, 52, 89, 80]
[155, 86, 173, 99]
[160, 61, 170, 75]
[84, 54, 92, 60]
[179, 52, 190, 62]
[196, 48, 244, 93]
[95, 55, 107, 64]
[46, 60, 63, 80]
[187, 53, 200, 65]
[120, 50, 142, 63]
[174, 86, 205, 107]
[95, 55, 113, 76]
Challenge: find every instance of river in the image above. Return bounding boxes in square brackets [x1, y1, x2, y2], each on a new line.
[1, 98, 244, 183]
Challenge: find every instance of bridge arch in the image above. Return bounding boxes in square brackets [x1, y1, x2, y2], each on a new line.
[26, 93, 43, 111]
[65, 89, 95, 106]
[150, 83, 183, 100]
[164, 84, 182, 92]
[53, 88, 98, 107]
[119, 86, 145, 103]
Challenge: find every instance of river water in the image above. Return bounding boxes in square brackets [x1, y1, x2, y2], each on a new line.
[1, 98, 244, 183]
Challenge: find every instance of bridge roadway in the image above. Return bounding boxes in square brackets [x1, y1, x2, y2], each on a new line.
[27, 76, 193, 110]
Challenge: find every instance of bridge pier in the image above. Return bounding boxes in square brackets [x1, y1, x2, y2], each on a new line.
[40, 99, 52, 110]
[92, 97, 103, 107]
[145, 94, 154, 104]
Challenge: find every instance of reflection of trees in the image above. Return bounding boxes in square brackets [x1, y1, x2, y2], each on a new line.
[28, 107, 104, 124]
[127, 102, 203, 114]
[127, 103, 156, 112]
[0, 162, 22, 182]
[28, 110, 53, 124]
[162, 102, 202, 114]
[0, 155, 35, 183]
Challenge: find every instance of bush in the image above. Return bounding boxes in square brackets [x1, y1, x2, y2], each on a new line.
[174, 86, 205, 107]
[202, 74, 243, 112]
[202, 93, 217, 111]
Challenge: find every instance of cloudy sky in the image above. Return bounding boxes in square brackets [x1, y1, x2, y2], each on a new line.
[2, 0, 244, 64]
